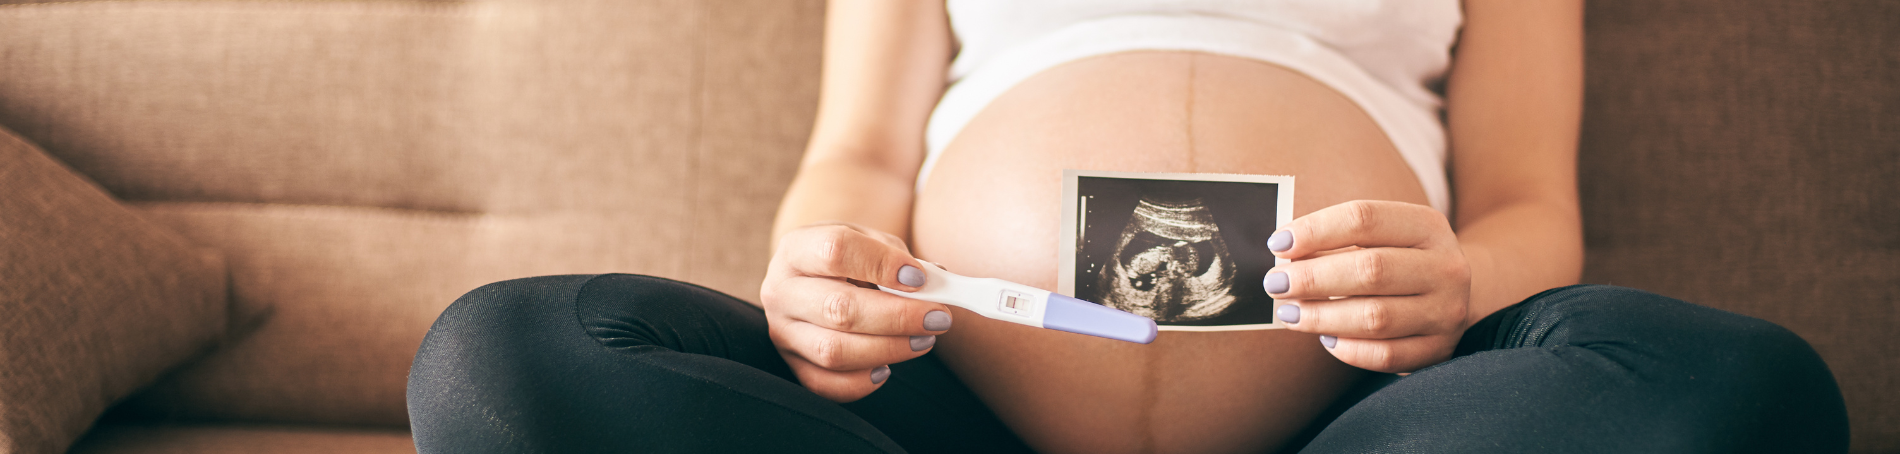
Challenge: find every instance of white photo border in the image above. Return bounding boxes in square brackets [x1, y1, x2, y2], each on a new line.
[1058, 169, 1296, 331]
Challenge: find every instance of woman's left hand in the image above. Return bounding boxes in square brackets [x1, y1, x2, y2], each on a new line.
[1265, 200, 1472, 373]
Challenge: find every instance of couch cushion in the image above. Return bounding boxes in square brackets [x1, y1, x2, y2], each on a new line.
[0, 126, 227, 453]
[68, 423, 412, 454]
[113, 204, 720, 424]
[0, 0, 821, 427]
[1579, 1, 1899, 452]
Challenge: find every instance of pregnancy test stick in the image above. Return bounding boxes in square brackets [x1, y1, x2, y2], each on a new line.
[879, 261, 1157, 344]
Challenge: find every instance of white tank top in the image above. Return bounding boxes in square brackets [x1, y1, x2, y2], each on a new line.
[922, 0, 1464, 214]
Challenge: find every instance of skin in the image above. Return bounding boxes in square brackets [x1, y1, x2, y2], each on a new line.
[759, 1, 1583, 452]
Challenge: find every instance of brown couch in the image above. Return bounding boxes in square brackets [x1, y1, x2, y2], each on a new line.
[0, 1, 1891, 453]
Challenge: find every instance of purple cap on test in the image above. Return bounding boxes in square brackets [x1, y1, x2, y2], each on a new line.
[1043, 294, 1159, 344]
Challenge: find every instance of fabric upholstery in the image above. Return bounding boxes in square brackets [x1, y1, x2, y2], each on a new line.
[0, 126, 227, 454]
[0, 0, 822, 429]
[1579, 1, 1899, 452]
[68, 424, 412, 454]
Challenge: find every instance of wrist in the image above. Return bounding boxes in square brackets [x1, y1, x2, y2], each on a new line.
[1456, 241, 1502, 329]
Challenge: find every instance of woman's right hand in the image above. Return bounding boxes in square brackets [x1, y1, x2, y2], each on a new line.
[760, 223, 954, 402]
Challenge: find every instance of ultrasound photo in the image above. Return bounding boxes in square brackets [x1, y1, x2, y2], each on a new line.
[1059, 170, 1295, 330]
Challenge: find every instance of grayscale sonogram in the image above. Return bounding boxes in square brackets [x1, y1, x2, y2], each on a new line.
[1059, 170, 1295, 330]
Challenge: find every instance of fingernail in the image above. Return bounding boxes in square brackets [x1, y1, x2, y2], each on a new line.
[898, 265, 926, 287]
[1268, 230, 1294, 252]
[870, 365, 891, 384]
[910, 335, 937, 351]
[923, 310, 952, 331]
[1264, 272, 1289, 294]
[1277, 304, 1300, 324]
[1320, 335, 1337, 349]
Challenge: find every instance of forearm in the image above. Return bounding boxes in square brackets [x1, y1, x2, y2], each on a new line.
[771, 0, 950, 246]
[1445, 0, 1585, 324]
[771, 156, 918, 245]
[1455, 199, 1583, 325]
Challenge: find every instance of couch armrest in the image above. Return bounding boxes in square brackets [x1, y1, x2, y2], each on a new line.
[0, 125, 226, 454]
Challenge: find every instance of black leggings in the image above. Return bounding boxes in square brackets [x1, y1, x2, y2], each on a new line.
[406, 275, 1847, 453]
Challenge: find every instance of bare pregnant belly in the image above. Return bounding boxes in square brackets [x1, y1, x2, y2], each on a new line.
[911, 52, 1433, 453]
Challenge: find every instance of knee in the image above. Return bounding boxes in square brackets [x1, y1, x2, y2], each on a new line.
[1525, 285, 1849, 446]
[407, 276, 603, 444]
[409, 275, 600, 389]
[410, 274, 751, 375]
[1688, 309, 1843, 417]
[420, 275, 594, 349]
[1526, 286, 1794, 345]
[1529, 285, 1831, 370]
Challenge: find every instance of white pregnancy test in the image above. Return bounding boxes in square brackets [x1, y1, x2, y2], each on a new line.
[879, 261, 1157, 344]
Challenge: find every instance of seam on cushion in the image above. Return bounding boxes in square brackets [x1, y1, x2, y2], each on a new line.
[126, 200, 486, 223]
[569, 274, 899, 454]
[129, 201, 676, 229]
[0, 0, 477, 17]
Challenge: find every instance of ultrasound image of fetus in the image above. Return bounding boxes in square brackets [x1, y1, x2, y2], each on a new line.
[1096, 196, 1238, 322]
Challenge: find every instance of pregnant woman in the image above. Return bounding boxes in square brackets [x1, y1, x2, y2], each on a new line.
[407, 1, 1847, 453]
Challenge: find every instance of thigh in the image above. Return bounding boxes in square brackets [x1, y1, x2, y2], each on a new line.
[408, 274, 894, 453]
[407, 274, 1030, 454]
[1299, 285, 1849, 453]
[847, 353, 1036, 454]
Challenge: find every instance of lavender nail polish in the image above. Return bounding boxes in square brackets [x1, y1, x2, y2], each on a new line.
[1265, 272, 1289, 294]
[923, 310, 952, 331]
[1320, 335, 1337, 349]
[1277, 304, 1301, 324]
[1268, 230, 1294, 252]
[870, 365, 891, 384]
[910, 335, 937, 351]
[898, 265, 926, 287]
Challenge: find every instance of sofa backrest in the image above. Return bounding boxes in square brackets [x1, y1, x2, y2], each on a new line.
[1577, 2, 1897, 452]
[0, 0, 824, 427]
